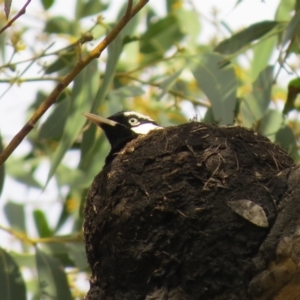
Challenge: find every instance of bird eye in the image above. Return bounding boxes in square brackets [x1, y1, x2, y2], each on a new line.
[128, 117, 139, 126]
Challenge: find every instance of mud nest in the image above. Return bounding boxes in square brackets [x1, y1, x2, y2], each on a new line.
[84, 122, 295, 300]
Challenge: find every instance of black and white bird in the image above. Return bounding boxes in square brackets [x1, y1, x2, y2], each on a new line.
[83, 111, 163, 162]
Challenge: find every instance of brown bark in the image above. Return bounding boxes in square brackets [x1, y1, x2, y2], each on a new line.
[84, 122, 299, 300]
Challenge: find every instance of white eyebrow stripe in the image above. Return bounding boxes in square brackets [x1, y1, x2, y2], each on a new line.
[123, 111, 155, 122]
[131, 123, 163, 134]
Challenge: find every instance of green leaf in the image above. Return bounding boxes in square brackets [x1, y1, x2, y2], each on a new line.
[251, 35, 277, 81]
[283, 78, 300, 114]
[80, 34, 123, 170]
[76, 0, 108, 19]
[45, 17, 73, 34]
[4, 201, 26, 232]
[46, 59, 99, 184]
[203, 107, 216, 124]
[0, 248, 26, 300]
[35, 247, 72, 300]
[175, 8, 200, 48]
[108, 85, 145, 100]
[214, 21, 280, 55]
[6, 157, 42, 189]
[38, 97, 71, 140]
[158, 69, 183, 100]
[281, 11, 300, 49]
[190, 53, 237, 125]
[41, 0, 55, 10]
[0, 133, 5, 196]
[45, 50, 77, 74]
[67, 243, 87, 270]
[275, 0, 295, 21]
[240, 66, 274, 127]
[258, 109, 283, 141]
[140, 14, 184, 58]
[276, 125, 298, 160]
[4, 0, 12, 19]
[33, 210, 52, 238]
[42, 243, 74, 267]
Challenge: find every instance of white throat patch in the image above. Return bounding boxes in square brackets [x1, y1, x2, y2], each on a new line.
[131, 123, 163, 134]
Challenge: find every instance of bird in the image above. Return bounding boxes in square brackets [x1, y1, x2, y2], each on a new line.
[83, 111, 163, 162]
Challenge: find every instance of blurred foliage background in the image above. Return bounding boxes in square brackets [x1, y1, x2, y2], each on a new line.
[0, 0, 300, 299]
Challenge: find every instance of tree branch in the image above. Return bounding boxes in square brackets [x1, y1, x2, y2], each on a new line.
[0, 0, 149, 166]
[0, 0, 31, 35]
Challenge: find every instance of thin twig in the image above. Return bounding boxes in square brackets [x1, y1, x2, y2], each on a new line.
[0, 77, 62, 83]
[0, 223, 82, 244]
[0, 0, 148, 166]
[121, 74, 210, 108]
[0, 0, 31, 35]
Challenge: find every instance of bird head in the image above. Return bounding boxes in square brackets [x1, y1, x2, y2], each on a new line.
[83, 111, 162, 162]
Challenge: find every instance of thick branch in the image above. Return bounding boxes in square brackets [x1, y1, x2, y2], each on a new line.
[0, 0, 149, 166]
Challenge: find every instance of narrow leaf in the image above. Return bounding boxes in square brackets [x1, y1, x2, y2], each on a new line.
[283, 77, 300, 114]
[33, 210, 52, 238]
[214, 21, 280, 55]
[38, 97, 71, 140]
[158, 69, 183, 100]
[0, 133, 5, 196]
[80, 35, 123, 170]
[41, 0, 55, 10]
[251, 35, 276, 81]
[4, 0, 12, 20]
[258, 109, 283, 141]
[190, 53, 237, 125]
[0, 248, 26, 300]
[241, 66, 274, 127]
[276, 125, 299, 160]
[46, 59, 99, 184]
[76, 0, 107, 19]
[140, 15, 184, 58]
[45, 17, 73, 35]
[35, 247, 72, 300]
[4, 201, 26, 232]
[281, 11, 300, 48]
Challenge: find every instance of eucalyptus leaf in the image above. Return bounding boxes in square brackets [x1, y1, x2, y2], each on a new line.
[0, 248, 26, 300]
[33, 210, 52, 238]
[35, 247, 72, 300]
[38, 97, 71, 140]
[241, 66, 274, 127]
[158, 69, 183, 100]
[81, 34, 123, 170]
[215, 21, 280, 55]
[4, 201, 26, 232]
[4, 0, 12, 19]
[41, 0, 55, 10]
[190, 53, 237, 125]
[45, 17, 74, 35]
[283, 77, 300, 114]
[0, 133, 5, 196]
[46, 59, 99, 184]
[140, 15, 184, 58]
[258, 109, 283, 141]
